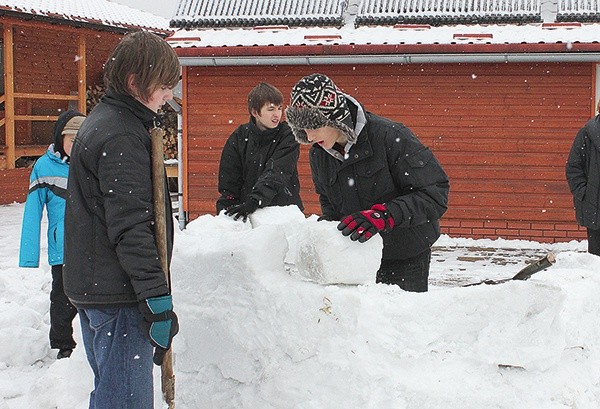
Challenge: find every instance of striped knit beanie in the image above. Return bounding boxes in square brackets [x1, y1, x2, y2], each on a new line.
[285, 73, 356, 144]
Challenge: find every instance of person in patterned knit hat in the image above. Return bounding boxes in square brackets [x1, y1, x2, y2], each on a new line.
[286, 73, 449, 292]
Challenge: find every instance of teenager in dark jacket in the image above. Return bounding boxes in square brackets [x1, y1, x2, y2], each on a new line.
[64, 32, 179, 408]
[566, 102, 600, 255]
[19, 110, 85, 359]
[286, 73, 449, 292]
[217, 82, 303, 221]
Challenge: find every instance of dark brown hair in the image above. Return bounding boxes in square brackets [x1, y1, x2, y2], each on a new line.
[104, 31, 180, 101]
[247, 82, 284, 115]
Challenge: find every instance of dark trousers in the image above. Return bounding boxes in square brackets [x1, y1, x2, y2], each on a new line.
[376, 248, 431, 292]
[50, 265, 78, 350]
[587, 228, 600, 256]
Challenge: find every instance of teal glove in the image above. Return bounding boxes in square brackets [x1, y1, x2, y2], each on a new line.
[139, 295, 179, 365]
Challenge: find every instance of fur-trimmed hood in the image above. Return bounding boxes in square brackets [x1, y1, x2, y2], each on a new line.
[285, 103, 356, 145]
[285, 73, 357, 145]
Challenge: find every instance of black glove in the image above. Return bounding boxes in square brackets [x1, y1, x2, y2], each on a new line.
[225, 198, 260, 222]
[139, 295, 179, 365]
[337, 204, 395, 243]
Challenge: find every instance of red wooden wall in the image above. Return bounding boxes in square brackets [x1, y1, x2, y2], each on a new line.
[0, 20, 122, 205]
[0, 168, 29, 204]
[9, 22, 121, 147]
[183, 62, 592, 243]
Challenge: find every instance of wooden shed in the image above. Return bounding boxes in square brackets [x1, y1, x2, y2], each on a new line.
[169, 0, 600, 243]
[0, 0, 171, 204]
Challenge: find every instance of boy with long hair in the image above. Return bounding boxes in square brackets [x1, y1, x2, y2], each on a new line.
[64, 31, 179, 408]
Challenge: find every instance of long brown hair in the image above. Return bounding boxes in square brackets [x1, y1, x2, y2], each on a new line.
[104, 31, 180, 101]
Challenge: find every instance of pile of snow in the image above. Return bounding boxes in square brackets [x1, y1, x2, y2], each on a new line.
[1, 203, 598, 409]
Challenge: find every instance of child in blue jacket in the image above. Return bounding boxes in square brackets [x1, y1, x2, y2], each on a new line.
[19, 110, 85, 359]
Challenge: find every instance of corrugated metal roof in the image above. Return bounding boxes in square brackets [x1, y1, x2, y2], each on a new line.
[355, 0, 542, 26]
[167, 0, 600, 60]
[171, 0, 345, 29]
[557, 0, 600, 21]
[168, 22, 600, 49]
[0, 0, 171, 33]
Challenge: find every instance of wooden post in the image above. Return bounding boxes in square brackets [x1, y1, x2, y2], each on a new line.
[150, 127, 175, 408]
[4, 23, 15, 169]
[78, 34, 87, 114]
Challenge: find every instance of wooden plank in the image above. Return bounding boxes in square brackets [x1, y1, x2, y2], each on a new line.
[15, 115, 59, 121]
[15, 145, 47, 157]
[4, 24, 15, 169]
[182, 68, 189, 215]
[443, 165, 566, 181]
[78, 34, 87, 114]
[448, 191, 572, 208]
[436, 151, 567, 166]
[165, 164, 178, 178]
[449, 179, 570, 194]
[13, 92, 78, 100]
[443, 206, 575, 224]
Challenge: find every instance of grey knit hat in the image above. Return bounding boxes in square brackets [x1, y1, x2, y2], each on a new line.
[285, 73, 356, 144]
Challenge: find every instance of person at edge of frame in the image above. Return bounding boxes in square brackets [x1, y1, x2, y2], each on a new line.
[566, 99, 600, 256]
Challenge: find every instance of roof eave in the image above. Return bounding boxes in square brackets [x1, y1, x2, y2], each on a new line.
[175, 42, 600, 57]
[174, 42, 600, 65]
[0, 9, 173, 36]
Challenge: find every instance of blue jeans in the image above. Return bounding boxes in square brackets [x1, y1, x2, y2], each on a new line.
[79, 306, 154, 409]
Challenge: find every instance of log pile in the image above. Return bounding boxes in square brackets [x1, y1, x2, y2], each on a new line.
[158, 99, 180, 160]
[86, 85, 180, 160]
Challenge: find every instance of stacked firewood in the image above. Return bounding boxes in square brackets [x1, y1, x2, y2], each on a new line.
[158, 98, 180, 160]
[86, 84, 105, 113]
[86, 85, 180, 160]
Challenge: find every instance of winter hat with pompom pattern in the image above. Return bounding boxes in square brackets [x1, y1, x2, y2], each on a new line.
[285, 73, 355, 144]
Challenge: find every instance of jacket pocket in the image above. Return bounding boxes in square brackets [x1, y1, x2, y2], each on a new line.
[401, 148, 436, 187]
[354, 160, 395, 203]
[321, 167, 344, 212]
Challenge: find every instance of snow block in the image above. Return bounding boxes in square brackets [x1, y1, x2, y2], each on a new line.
[249, 205, 306, 264]
[292, 219, 382, 285]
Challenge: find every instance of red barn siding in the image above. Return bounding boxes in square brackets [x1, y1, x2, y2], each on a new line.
[0, 168, 29, 204]
[183, 62, 592, 242]
[0, 20, 123, 205]
[9, 26, 121, 147]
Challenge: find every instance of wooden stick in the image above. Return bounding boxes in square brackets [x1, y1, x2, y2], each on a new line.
[511, 252, 556, 281]
[463, 252, 556, 287]
[150, 127, 175, 408]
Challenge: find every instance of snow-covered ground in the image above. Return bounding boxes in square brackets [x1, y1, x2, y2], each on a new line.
[1, 202, 597, 409]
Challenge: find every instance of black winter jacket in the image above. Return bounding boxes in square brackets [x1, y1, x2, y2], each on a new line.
[310, 109, 449, 260]
[216, 118, 303, 213]
[64, 88, 173, 308]
[566, 115, 600, 230]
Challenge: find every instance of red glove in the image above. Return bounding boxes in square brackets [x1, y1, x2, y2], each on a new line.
[337, 204, 394, 243]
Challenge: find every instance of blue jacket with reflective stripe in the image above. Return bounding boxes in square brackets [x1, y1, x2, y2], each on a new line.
[19, 146, 69, 267]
